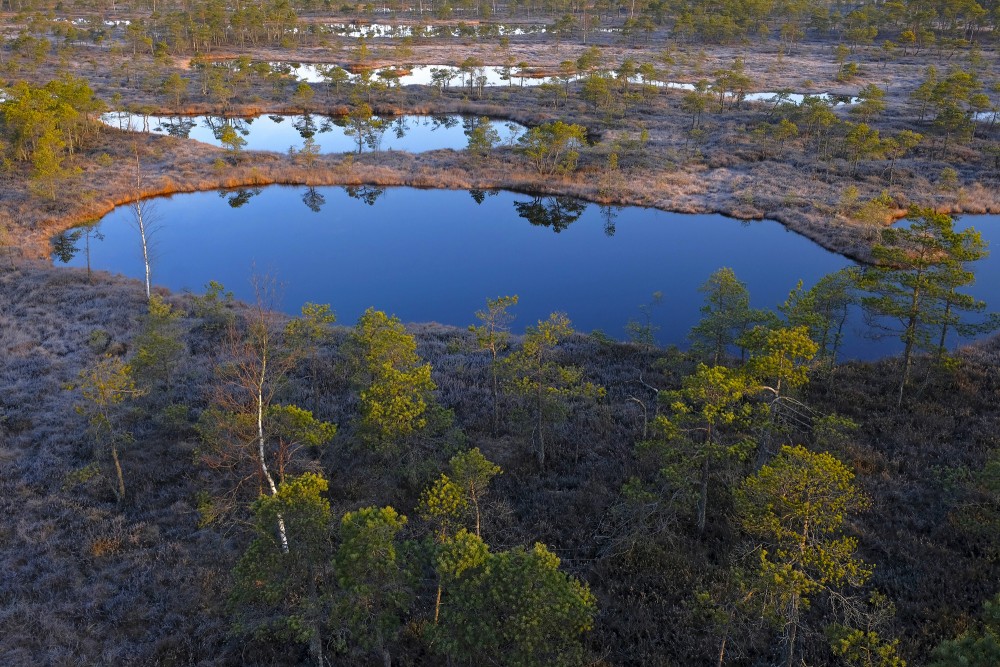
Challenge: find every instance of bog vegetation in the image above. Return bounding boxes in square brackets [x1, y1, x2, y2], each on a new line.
[1, 0, 1000, 664]
[3, 224, 1000, 663]
[1, 0, 999, 258]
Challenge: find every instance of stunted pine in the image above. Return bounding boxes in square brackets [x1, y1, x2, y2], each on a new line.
[349, 308, 436, 456]
[505, 312, 604, 470]
[432, 539, 597, 667]
[420, 448, 502, 622]
[690, 268, 767, 365]
[334, 506, 412, 667]
[470, 295, 518, 436]
[737, 445, 872, 667]
[232, 472, 333, 667]
[648, 363, 758, 534]
[859, 208, 992, 405]
[131, 294, 185, 394]
[284, 302, 335, 415]
[74, 355, 147, 502]
[517, 121, 587, 175]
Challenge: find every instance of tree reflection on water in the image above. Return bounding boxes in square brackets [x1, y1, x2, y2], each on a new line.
[513, 196, 587, 233]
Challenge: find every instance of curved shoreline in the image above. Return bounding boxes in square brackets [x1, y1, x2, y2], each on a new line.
[9, 116, 999, 267]
[4, 156, 952, 265]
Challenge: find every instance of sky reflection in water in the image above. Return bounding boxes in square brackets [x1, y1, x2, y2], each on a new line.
[102, 113, 524, 154]
[58, 187, 999, 360]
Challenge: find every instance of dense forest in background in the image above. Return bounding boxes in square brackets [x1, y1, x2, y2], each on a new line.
[1, 0, 1000, 664]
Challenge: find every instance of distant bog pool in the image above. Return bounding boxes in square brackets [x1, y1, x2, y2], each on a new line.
[101, 113, 524, 154]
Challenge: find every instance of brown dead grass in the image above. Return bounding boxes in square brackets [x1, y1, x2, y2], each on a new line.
[8, 117, 997, 268]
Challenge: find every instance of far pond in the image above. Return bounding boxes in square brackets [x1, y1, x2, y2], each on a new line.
[321, 22, 549, 39]
[193, 60, 858, 104]
[56, 187, 999, 359]
[102, 113, 524, 153]
[275, 62, 857, 104]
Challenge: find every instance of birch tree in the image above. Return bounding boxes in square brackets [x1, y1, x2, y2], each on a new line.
[198, 277, 336, 553]
[130, 146, 155, 302]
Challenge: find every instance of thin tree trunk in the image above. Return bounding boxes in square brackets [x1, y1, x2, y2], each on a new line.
[135, 201, 152, 301]
[716, 633, 727, 667]
[697, 449, 710, 534]
[133, 151, 152, 301]
[311, 352, 320, 416]
[831, 309, 847, 370]
[491, 348, 500, 437]
[434, 582, 442, 623]
[310, 574, 325, 666]
[899, 323, 915, 407]
[310, 628, 323, 665]
[471, 482, 482, 537]
[785, 594, 799, 667]
[785, 611, 798, 667]
[85, 229, 92, 281]
[826, 309, 848, 390]
[111, 442, 126, 502]
[937, 300, 953, 358]
[536, 375, 545, 470]
[258, 374, 289, 552]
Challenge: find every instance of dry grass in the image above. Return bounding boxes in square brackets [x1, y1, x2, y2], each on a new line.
[7, 116, 997, 265]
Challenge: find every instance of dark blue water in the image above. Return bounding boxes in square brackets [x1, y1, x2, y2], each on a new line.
[58, 186, 999, 359]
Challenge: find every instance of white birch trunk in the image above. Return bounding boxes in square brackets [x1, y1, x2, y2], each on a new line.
[256, 348, 289, 553]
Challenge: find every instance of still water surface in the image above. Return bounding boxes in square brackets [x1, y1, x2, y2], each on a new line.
[276, 62, 857, 104]
[322, 21, 548, 38]
[58, 187, 998, 359]
[101, 113, 523, 153]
